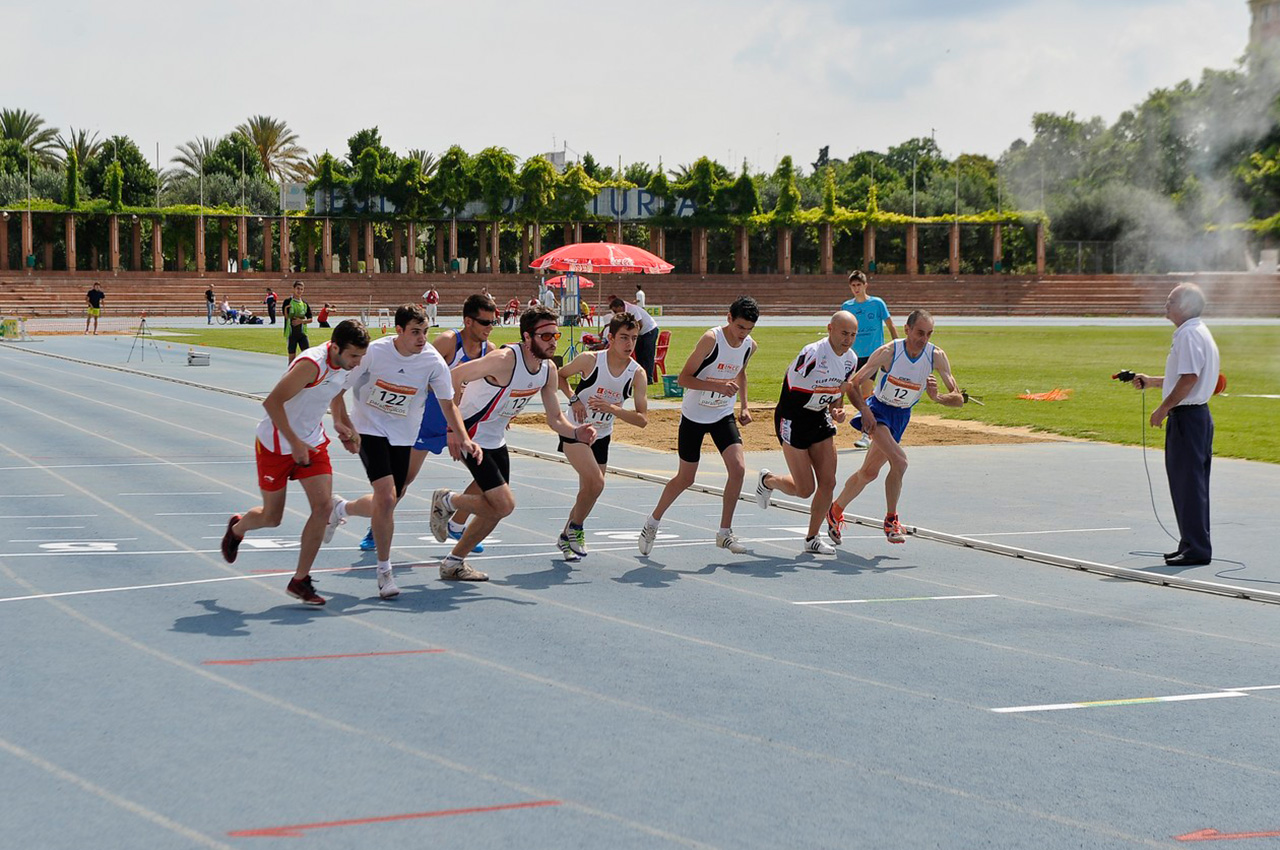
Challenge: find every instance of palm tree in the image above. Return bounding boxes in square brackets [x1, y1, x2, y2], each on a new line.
[406, 149, 439, 180]
[57, 128, 104, 168]
[171, 136, 221, 176]
[0, 108, 61, 166]
[235, 115, 308, 183]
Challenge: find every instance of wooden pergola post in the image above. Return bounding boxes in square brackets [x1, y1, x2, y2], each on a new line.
[993, 223, 1004, 272]
[819, 223, 833, 275]
[1035, 221, 1046, 276]
[906, 223, 919, 275]
[108, 214, 120, 271]
[776, 227, 792, 276]
[949, 222, 960, 276]
[862, 225, 876, 273]
[736, 225, 749, 277]
[65, 214, 77, 273]
[151, 220, 163, 273]
[194, 217, 205, 274]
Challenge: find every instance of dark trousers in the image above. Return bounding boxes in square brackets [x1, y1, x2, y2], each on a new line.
[635, 327, 659, 384]
[1165, 404, 1213, 558]
[267, 303, 277, 324]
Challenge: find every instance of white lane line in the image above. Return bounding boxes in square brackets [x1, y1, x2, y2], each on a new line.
[1228, 685, 1280, 692]
[794, 594, 998, 606]
[0, 514, 97, 519]
[27, 526, 85, 530]
[0, 494, 64, 499]
[121, 491, 221, 496]
[8, 537, 138, 543]
[992, 691, 1247, 713]
[960, 526, 1130, 537]
[0, 461, 251, 471]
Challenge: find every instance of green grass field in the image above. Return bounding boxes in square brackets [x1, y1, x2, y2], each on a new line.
[155, 323, 1280, 464]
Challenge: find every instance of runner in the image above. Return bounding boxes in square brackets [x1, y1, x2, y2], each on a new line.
[555, 311, 649, 561]
[430, 305, 597, 580]
[330, 304, 482, 598]
[754, 310, 874, 555]
[219, 320, 371, 606]
[826, 309, 966, 546]
[351, 292, 499, 553]
[638, 296, 759, 557]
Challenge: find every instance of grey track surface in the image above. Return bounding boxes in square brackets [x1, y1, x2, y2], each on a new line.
[1, 335, 1278, 850]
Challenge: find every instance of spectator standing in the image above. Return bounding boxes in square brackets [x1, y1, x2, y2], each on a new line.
[839, 270, 898, 449]
[265, 288, 278, 325]
[634, 282, 647, 309]
[1132, 283, 1220, 567]
[281, 281, 313, 363]
[607, 295, 659, 385]
[423, 286, 439, 326]
[85, 282, 105, 335]
[206, 288, 215, 324]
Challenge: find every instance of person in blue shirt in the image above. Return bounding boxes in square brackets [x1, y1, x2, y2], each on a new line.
[839, 271, 897, 448]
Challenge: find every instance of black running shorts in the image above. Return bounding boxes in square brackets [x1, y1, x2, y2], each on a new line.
[676, 414, 741, 464]
[358, 434, 412, 497]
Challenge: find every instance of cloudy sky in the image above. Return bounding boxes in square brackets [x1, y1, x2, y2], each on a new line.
[7, 0, 1252, 173]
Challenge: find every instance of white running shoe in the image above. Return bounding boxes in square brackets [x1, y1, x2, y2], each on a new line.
[322, 496, 346, 544]
[754, 469, 772, 510]
[638, 523, 658, 556]
[430, 489, 455, 543]
[377, 569, 400, 599]
[716, 530, 748, 554]
[804, 535, 836, 555]
[439, 559, 489, 581]
[854, 434, 871, 450]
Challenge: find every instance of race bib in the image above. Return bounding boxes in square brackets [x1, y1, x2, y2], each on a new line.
[699, 391, 733, 410]
[804, 389, 842, 412]
[366, 380, 417, 416]
[500, 390, 536, 418]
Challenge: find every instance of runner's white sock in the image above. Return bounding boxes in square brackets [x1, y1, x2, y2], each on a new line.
[377, 559, 391, 574]
[645, 515, 659, 529]
[335, 499, 348, 520]
[442, 553, 463, 566]
[447, 519, 466, 535]
[442, 492, 456, 511]
[719, 527, 731, 535]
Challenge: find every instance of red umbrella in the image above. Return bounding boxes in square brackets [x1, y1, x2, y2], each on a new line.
[545, 274, 595, 289]
[529, 241, 674, 275]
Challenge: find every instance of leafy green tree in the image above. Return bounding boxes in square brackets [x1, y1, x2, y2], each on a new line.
[0, 138, 34, 175]
[106, 160, 123, 210]
[64, 150, 79, 208]
[306, 151, 350, 213]
[624, 161, 654, 185]
[0, 167, 62, 205]
[516, 155, 559, 222]
[430, 145, 477, 218]
[725, 161, 760, 215]
[345, 127, 396, 174]
[350, 147, 391, 213]
[676, 156, 725, 210]
[0, 108, 60, 166]
[772, 155, 802, 222]
[236, 115, 308, 182]
[474, 146, 518, 217]
[821, 165, 836, 216]
[161, 173, 277, 212]
[405, 149, 438, 179]
[84, 136, 157, 206]
[204, 132, 267, 182]
[581, 151, 600, 179]
[553, 163, 599, 221]
[387, 157, 434, 219]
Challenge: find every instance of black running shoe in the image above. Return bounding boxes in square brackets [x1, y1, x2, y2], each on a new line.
[286, 575, 325, 606]
[221, 515, 243, 563]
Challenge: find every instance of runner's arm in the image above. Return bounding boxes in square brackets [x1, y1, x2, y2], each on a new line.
[263, 358, 321, 464]
[843, 343, 892, 397]
[928, 348, 965, 407]
[431, 329, 458, 362]
[543, 363, 596, 443]
[557, 351, 594, 423]
[450, 347, 514, 398]
[329, 390, 360, 454]
[678, 330, 739, 396]
[439, 399, 482, 462]
[736, 345, 753, 425]
[587, 366, 649, 428]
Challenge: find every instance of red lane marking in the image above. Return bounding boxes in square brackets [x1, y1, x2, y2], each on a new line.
[228, 799, 560, 838]
[1176, 828, 1280, 842]
[203, 649, 445, 666]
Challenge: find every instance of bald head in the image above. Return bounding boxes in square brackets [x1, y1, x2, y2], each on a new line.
[1166, 283, 1205, 324]
[828, 310, 858, 354]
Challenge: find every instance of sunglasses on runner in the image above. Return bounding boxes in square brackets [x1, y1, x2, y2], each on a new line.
[535, 331, 562, 342]
[469, 317, 496, 326]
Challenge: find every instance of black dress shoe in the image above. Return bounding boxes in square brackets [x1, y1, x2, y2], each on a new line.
[1165, 553, 1211, 567]
[1164, 550, 1185, 560]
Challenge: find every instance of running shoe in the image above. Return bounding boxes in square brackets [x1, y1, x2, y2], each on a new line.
[447, 521, 482, 553]
[754, 469, 772, 510]
[322, 496, 345, 544]
[377, 568, 400, 598]
[566, 525, 587, 557]
[439, 558, 488, 581]
[638, 522, 658, 556]
[430, 489, 455, 543]
[286, 575, 325, 606]
[221, 515, 243, 563]
[358, 527, 375, 551]
[854, 434, 871, 450]
[826, 502, 844, 546]
[884, 513, 906, 544]
[804, 535, 836, 556]
[557, 533, 582, 562]
[715, 530, 748, 554]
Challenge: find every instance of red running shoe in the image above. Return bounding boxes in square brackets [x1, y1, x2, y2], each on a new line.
[286, 575, 325, 606]
[826, 502, 845, 546]
[221, 514, 243, 563]
[884, 513, 905, 544]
